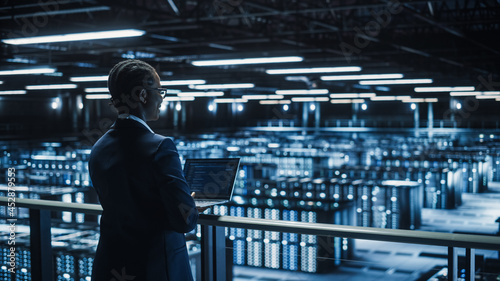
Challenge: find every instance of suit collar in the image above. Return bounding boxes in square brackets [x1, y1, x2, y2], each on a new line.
[112, 118, 154, 134]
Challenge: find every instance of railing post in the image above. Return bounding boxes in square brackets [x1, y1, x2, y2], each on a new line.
[465, 248, 475, 281]
[201, 225, 226, 281]
[448, 247, 458, 281]
[29, 209, 54, 281]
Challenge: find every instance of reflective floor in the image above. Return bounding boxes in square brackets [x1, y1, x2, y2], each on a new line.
[233, 186, 500, 281]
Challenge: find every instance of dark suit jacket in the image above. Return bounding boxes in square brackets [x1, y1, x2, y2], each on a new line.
[88, 118, 198, 281]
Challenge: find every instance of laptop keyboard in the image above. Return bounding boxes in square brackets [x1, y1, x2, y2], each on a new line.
[195, 200, 227, 207]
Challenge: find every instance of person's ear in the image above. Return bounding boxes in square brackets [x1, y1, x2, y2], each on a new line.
[139, 89, 147, 104]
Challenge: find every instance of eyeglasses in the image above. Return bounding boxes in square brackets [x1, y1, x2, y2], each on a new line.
[146, 87, 168, 99]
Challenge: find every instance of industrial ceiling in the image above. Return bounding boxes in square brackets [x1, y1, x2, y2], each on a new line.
[1, 0, 500, 106]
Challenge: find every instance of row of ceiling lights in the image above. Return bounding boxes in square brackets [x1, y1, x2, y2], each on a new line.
[2, 29, 499, 102]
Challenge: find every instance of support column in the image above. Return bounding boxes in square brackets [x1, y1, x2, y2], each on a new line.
[181, 102, 187, 130]
[427, 102, 434, 139]
[173, 102, 179, 129]
[414, 103, 420, 137]
[201, 225, 227, 281]
[30, 209, 54, 281]
[314, 102, 321, 128]
[448, 247, 458, 281]
[465, 248, 475, 281]
[352, 102, 359, 122]
[302, 103, 309, 127]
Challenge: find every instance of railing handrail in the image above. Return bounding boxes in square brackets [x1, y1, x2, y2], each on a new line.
[2, 196, 500, 251]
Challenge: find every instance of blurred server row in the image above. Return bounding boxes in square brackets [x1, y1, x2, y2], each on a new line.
[1, 132, 499, 277]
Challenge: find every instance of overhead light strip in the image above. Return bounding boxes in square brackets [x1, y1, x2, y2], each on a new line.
[0, 90, 27, 95]
[370, 96, 397, 101]
[2, 29, 146, 45]
[259, 100, 291, 105]
[164, 96, 195, 102]
[266, 66, 362, 74]
[70, 75, 108, 82]
[476, 95, 500, 99]
[450, 91, 500, 96]
[321, 73, 403, 81]
[0, 68, 56, 75]
[359, 79, 433, 85]
[26, 84, 77, 90]
[190, 83, 254, 89]
[232, 94, 285, 100]
[401, 98, 426, 103]
[330, 93, 376, 99]
[291, 97, 329, 102]
[414, 86, 475, 92]
[85, 94, 111, 100]
[177, 91, 224, 97]
[85, 88, 108, 93]
[161, 80, 206, 86]
[214, 98, 247, 103]
[192, 56, 303, 66]
[276, 89, 329, 95]
[330, 99, 365, 104]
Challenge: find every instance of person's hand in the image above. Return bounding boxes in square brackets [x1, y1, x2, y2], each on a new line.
[191, 192, 210, 213]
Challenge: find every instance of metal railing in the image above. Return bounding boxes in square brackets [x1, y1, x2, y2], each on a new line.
[1, 196, 500, 281]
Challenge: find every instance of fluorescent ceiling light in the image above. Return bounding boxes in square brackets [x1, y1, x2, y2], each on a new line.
[476, 95, 500, 99]
[425, 98, 438, 103]
[359, 79, 433, 85]
[291, 97, 329, 102]
[242, 95, 284, 100]
[190, 83, 254, 90]
[70, 75, 108, 82]
[402, 98, 425, 103]
[370, 96, 397, 101]
[267, 95, 285, 99]
[330, 93, 375, 99]
[177, 91, 224, 97]
[0, 81, 2, 84]
[450, 91, 500, 96]
[266, 66, 361, 75]
[450, 92, 478, 96]
[414, 86, 474, 92]
[0, 68, 56, 75]
[26, 84, 77, 90]
[359, 93, 376, 98]
[164, 96, 195, 102]
[214, 98, 247, 103]
[192, 56, 303, 66]
[330, 93, 358, 98]
[85, 94, 111, 99]
[276, 89, 329, 95]
[259, 100, 291, 105]
[85, 87, 108, 93]
[0, 90, 27, 95]
[31, 155, 67, 161]
[242, 95, 270, 100]
[321, 73, 403, 81]
[161, 80, 206, 86]
[396, 96, 412, 100]
[2, 29, 146, 45]
[330, 99, 365, 104]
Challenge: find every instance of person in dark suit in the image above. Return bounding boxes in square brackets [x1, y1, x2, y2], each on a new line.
[88, 59, 199, 280]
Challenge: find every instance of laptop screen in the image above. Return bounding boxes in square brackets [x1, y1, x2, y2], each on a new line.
[183, 158, 240, 200]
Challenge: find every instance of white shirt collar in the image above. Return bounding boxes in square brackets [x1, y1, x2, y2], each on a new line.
[117, 114, 154, 134]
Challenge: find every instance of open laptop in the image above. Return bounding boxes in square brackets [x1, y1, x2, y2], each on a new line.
[183, 158, 241, 208]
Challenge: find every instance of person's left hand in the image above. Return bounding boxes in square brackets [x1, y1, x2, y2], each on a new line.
[191, 192, 210, 213]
